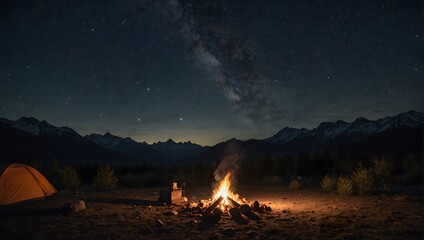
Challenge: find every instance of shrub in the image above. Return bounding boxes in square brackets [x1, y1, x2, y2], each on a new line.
[58, 165, 81, 190]
[321, 175, 336, 192]
[93, 165, 118, 190]
[352, 164, 374, 195]
[371, 156, 392, 190]
[289, 179, 301, 190]
[336, 176, 353, 195]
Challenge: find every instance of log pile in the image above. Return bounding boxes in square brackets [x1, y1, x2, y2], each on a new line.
[180, 196, 272, 229]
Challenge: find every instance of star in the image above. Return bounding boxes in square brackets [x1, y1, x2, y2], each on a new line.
[180, 117, 183, 121]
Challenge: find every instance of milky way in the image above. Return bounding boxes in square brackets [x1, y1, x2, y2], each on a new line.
[167, 0, 283, 127]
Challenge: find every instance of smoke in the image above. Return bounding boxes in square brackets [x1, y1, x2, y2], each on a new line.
[166, 0, 283, 126]
[213, 142, 243, 184]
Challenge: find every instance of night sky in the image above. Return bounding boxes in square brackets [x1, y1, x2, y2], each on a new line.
[1, 0, 423, 145]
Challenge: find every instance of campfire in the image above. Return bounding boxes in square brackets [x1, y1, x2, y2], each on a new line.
[210, 172, 243, 212]
[181, 171, 272, 229]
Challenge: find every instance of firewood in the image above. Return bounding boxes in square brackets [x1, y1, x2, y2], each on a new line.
[229, 207, 248, 224]
[239, 204, 251, 214]
[227, 196, 241, 208]
[198, 210, 222, 230]
[240, 204, 261, 220]
[203, 196, 223, 215]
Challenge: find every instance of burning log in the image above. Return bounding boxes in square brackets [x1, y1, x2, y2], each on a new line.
[203, 196, 223, 215]
[226, 196, 241, 208]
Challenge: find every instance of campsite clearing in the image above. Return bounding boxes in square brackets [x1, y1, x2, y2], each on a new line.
[0, 186, 422, 239]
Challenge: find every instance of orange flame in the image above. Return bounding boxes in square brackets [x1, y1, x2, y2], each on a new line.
[212, 172, 237, 206]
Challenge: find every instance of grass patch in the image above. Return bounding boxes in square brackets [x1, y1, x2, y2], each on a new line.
[321, 175, 337, 192]
[336, 176, 353, 196]
[93, 165, 118, 190]
[352, 164, 374, 195]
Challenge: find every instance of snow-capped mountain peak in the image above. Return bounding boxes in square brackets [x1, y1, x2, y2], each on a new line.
[266, 110, 424, 144]
[85, 132, 126, 148]
[3, 117, 80, 137]
[265, 127, 309, 144]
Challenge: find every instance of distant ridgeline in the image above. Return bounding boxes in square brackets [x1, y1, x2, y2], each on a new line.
[0, 111, 422, 185]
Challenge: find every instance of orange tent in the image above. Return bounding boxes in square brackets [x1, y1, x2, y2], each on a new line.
[0, 163, 57, 205]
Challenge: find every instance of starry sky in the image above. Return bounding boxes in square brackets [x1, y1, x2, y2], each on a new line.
[0, 0, 423, 146]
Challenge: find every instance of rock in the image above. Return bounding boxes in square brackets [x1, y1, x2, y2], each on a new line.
[222, 228, 236, 237]
[171, 210, 178, 216]
[253, 201, 260, 211]
[65, 200, 86, 213]
[265, 206, 272, 211]
[183, 197, 188, 202]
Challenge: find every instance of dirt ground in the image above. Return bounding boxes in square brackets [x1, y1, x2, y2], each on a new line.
[0, 186, 423, 240]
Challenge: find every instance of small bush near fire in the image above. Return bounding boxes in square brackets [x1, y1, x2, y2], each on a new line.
[352, 164, 374, 195]
[93, 165, 118, 190]
[336, 176, 353, 195]
[58, 165, 81, 190]
[289, 179, 301, 190]
[321, 175, 336, 192]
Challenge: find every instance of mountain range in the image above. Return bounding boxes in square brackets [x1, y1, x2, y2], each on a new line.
[0, 111, 422, 165]
[265, 111, 423, 144]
